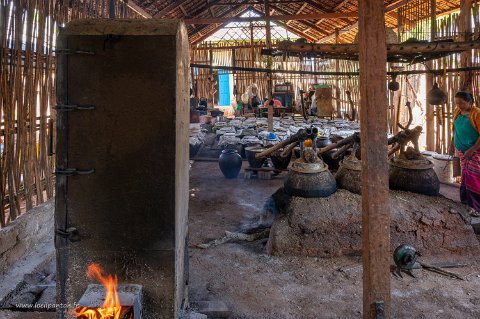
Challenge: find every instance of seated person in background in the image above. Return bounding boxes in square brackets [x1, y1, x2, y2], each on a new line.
[249, 84, 261, 112]
[197, 97, 208, 112]
[307, 85, 317, 115]
[263, 98, 282, 107]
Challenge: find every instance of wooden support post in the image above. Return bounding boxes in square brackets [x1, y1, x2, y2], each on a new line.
[459, 0, 473, 92]
[250, 22, 256, 83]
[358, 0, 391, 318]
[335, 29, 341, 117]
[265, 0, 274, 132]
[425, 0, 436, 150]
[425, 64, 435, 150]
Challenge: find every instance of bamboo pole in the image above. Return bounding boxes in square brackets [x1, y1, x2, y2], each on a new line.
[265, 0, 274, 132]
[459, 0, 473, 91]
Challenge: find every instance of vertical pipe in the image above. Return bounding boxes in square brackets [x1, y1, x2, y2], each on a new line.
[358, 0, 391, 317]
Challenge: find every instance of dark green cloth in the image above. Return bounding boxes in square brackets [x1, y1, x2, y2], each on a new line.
[454, 113, 479, 152]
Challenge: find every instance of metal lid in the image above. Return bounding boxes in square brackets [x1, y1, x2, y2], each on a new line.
[432, 154, 453, 161]
[290, 159, 328, 173]
[390, 157, 434, 170]
[340, 157, 362, 171]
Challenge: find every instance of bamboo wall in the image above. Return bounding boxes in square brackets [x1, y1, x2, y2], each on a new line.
[0, 0, 142, 228]
[191, 5, 480, 154]
[191, 41, 360, 116]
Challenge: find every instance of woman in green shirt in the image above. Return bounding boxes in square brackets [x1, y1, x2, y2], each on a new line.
[450, 91, 480, 214]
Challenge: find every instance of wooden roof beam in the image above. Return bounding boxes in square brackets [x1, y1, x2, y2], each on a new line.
[248, 6, 316, 41]
[275, 39, 480, 54]
[123, 0, 152, 18]
[268, 4, 329, 37]
[287, 2, 308, 26]
[184, 10, 357, 24]
[190, 5, 252, 45]
[212, 0, 306, 5]
[317, 0, 416, 42]
[154, 0, 191, 18]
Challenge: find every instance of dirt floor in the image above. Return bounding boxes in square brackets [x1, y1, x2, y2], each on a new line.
[188, 161, 480, 319]
[1, 160, 479, 319]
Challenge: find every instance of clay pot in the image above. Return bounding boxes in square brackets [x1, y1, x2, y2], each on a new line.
[315, 136, 343, 170]
[284, 161, 337, 198]
[245, 146, 267, 168]
[190, 109, 200, 123]
[427, 83, 447, 105]
[218, 149, 243, 178]
[270, 151, 292, 170]
[388, 75, 400, 91]
[335, 157, 362, 194]
[389, 157, 440, 196]
[189, 143, 203, 158]
[316, 136, 333, 148]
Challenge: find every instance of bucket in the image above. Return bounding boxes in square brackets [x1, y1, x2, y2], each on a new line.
[431, 154, 454, 184]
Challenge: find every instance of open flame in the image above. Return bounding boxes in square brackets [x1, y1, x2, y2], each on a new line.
[76, 263, 122, 319]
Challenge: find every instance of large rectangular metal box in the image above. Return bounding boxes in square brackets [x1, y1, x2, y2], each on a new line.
[55, 19, 189, 319]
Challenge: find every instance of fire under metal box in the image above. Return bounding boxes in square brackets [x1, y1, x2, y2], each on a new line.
[76, 284, 143, 319]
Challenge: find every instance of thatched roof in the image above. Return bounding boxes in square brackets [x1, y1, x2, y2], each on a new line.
[131, 0, 461, 44]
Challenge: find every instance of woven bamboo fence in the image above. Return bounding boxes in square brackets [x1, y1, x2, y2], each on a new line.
[0, 0, 142, 228]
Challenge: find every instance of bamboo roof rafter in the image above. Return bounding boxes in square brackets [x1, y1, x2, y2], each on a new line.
[132, 0, 463, 44]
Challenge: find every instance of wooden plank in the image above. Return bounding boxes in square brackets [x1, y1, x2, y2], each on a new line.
[358, 0, 391, 318]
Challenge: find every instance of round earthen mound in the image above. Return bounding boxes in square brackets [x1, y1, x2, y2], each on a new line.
[267, 188, 480, 258]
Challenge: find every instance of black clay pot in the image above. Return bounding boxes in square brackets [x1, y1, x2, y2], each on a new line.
[388, 75, 400, 91]
[316, 136, 333, 148]
[271, 151, 292, 170]
[427, 83, 447, 105]
[245, 146, 267, 168]
[219, 149, 243, 178]
[314, 136, 343, 170]
[389, 158, 440, 196]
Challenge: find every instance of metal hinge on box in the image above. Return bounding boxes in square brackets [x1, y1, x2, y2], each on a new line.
[55, 227, 81, 242]
[54, 49, 95, 55]
[54, 104, 96, 111]
[54, 168, 95, 176]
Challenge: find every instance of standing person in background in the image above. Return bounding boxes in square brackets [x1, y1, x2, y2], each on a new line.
[449, 91, 480, 216]
[206, 77, 218, 110]
[248, 83, 261, 115]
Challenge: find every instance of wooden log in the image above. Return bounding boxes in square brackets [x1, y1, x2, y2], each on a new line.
[276, 40, 480, 55]
[358, 0, 391, 318]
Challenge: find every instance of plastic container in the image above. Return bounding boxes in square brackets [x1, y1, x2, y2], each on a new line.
[431, 154, 454, 184]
